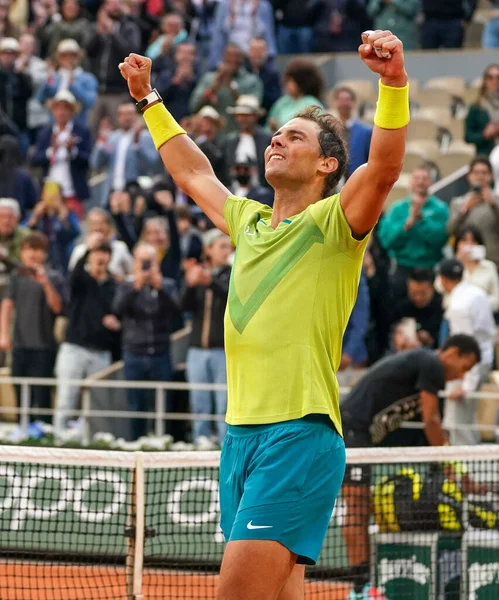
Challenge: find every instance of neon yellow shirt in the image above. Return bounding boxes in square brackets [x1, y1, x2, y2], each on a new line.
[223, 193, 370, 435]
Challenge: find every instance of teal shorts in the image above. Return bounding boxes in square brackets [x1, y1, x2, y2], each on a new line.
[219, 415, 346, 565]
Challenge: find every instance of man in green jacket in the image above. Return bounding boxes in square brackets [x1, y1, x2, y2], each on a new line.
[367, 0, 421, 51]
[379, 165, 449, 300]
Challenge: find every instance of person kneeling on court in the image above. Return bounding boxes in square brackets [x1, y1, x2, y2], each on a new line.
[340, 334, 481, 599]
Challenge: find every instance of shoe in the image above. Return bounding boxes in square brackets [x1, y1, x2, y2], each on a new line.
[348, 584, 387, 600]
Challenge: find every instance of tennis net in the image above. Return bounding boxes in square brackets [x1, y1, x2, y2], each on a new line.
[1, 445, 499, 599]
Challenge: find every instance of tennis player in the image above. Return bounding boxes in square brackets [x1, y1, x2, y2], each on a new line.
[119, 30, 409, 600]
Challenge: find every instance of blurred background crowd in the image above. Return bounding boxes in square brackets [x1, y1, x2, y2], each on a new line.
[0, 0, 499, 448]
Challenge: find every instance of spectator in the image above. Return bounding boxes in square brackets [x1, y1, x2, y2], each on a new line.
[31, 90, 92, 220]
[69, 207, 133, 278]
[154, 43, 198, 122]
[224, 95, 271, 187]
[113, 242, 181, 441]
[90, 102, 158, 205]
[176, 205, 203, 262]
[0, 38, 32, 155]
[366, 0, 420, 51]
[54, 238, 120, 437]
[85, 0, 141, 131]
[31, 0, 65, 47]
[123, 0, 159, 51]
[271, 0, 321, 54]
[37, 39, 98, 128]
[453, 225, 499, 313]
[145, 13, 188, 61]
[208, 0, 277, 70]
[0, 0, 19, 39]
[420, 0, 475, 50]
[447, 157, 499, 268]
[333, 86, 372, 178]
[437, 258, 496, 445]
[313, 0, 370, 53]
[482, 2, 499, 48]
[465, 64, 499, 156]
[392, 268, 443, 349]
[230, 160, 274, 206]
[0, 198, 28, 293]
[182, 229, 232, 448]
[0, 232, 66, 423]
[246, 37, 280, 118]
[379, 166, 449, 299]
[24, 182, 80, 274]
[0, 107, 19, 139]
[0, 135, 38, 219]
[339, 271, 370, 376]
[391, 318, 422, 353]
[267, 58, 325, 131]
[192, 106, 226, 182]
[190, 44, 263, 133]
[38, 0, 90, 59]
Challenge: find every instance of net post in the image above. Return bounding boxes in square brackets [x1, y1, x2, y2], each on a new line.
[81, 388, 91, 445]
[126, 451, 145, 600]
[154, 387, 164, 437]
[20, 381, 29, 433]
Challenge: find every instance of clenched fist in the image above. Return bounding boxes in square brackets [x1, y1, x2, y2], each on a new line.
[118, 53, 153, 102]
[359, 30, 407, 87]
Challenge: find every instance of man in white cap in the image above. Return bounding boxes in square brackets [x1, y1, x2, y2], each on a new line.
[193, 106, 226, 182]
[37, 39, 98, 127]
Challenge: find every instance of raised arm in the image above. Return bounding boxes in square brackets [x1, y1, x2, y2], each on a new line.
[119, 54, 230, 235]
[341, 31, 408, 238]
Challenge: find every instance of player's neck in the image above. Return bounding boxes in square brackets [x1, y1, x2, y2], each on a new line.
[271, 187, 322, 228]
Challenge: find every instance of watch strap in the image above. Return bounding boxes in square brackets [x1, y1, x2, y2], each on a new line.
[136, 89, 163, 114]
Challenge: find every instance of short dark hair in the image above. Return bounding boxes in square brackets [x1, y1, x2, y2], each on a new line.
[294, 105, 348, 197]
[441, 334, 481, 362]
[452, 225, 485, 253]
[334, 86, 357, 104]
[284, 59, 325, 100]
[175, 205, 193, 222]
[408, 267, 434, 284]
[91, 241, 112, 256]
[21, 231, 49, 253]
[469, 155, 492, 175]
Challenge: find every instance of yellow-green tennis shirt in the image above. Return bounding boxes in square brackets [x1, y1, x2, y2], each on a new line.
[223, 193, 371, 435]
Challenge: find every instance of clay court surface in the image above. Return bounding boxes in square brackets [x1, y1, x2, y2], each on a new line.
[0, 563, 352, 599]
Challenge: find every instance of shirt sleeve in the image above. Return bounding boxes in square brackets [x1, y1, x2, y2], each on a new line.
[4, 273, 16, 301]
[308, 193, 373, 258]
[416, 352, 443, 396]
[223, 195, 268, 247]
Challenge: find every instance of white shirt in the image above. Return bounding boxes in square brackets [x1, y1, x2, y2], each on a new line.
[47, 122, 76, 197]
[235, 133, 257, 165]
[463, 259, 499, 313]
[69, 240, 133, 278]
[112, 130, 134, 192]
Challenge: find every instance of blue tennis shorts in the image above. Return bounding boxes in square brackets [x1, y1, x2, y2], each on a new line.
[219, 415, 346, 565]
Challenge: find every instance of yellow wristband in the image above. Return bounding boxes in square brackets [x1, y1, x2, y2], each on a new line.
[373, 80, 410, 130]
[142, 102, 186, 150]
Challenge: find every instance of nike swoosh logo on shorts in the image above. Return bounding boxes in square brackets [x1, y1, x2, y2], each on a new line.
[247, 521, 273, 530]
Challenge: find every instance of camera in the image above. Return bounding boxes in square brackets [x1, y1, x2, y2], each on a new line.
[142, 259, 152, 271]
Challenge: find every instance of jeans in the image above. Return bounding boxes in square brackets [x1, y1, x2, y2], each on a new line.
[54, 343, 112, 436]
[186, 347, 227, 444]
[483, 18, 499, 48]
[421, 19, 464, 49]
[277, 25, 314, 54]
[123, 351, 172, 441]
[12, 348, 57, 423]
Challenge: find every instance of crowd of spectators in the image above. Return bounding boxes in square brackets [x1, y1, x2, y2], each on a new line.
[0, 0, 498, 448]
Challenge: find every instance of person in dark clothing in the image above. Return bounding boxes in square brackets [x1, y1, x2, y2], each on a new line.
[176, 205, 203, 262]
[113, 242, 181, 441]
[0, 135, 38, 219]
[313, 0, 371, 53]
[392, 268, 444, 349]
[230, 161, 274, 207]
[246, 37, 281, 115]
[54, 238, 120, 436]
[271, 0, 322, 53]
[182, 229, 232, 447]
[421, 0, 477, 49]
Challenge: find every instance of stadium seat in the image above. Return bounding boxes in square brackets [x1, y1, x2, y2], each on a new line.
[402, 151, 427, 174]
[409, 78, 421, 103]
[417, 89, 455, 110]
[405, 140, 440, 161]
[332, 79, 377, 105]
[425, 77, 467, 100]
[446, 119, 465, 141]
[445, 140, 475, 156]
[435, 152, 472, 178]
[407, 118, 439, 142]
[462, 87, 479, 106]
[414, 107, 452, 129]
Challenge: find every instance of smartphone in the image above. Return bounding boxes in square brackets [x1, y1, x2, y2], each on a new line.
[142, 259, 152, 271]
[471, 184, 482, 194]
[42, 181, 61, 206]
[469, 245, 486, 261]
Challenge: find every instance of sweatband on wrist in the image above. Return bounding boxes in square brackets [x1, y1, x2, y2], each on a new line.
[373, 80, 410, 130]
[143, 102, 186, 150]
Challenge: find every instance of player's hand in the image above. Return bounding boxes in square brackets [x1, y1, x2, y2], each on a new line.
[119, 54, 153, 102]
[359, 30, 407, 86]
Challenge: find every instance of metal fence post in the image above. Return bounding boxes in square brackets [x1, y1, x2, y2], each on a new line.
[20, 382, 30, 434]
[155, 387, 164, 437]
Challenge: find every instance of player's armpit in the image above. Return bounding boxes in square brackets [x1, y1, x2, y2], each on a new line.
[420, 390, 448, 446]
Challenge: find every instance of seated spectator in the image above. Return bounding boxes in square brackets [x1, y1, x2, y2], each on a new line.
[231, 160, 274, 206]
[482, 2, 499, 48]
[113, 242, 181, 441]
[208, 0, 276, 71]
[24, 182, 80, 274]
[379, 166, 449, 300]
[313, 0, 370, 53]
[91, 102, 158, 205]
[339, 271, 370, 377]
[176, 205, 203, 262]
[192, 106, 226, 182]
[366, 0, 419, 51]
[146, 13, 188, 61]
[333, 86, 372, 178]
[421, 0, 474, 50]
[69, 207, 133, 278]
[0, 135, 38, 219]
[0, 232, 66, 423]
[0, 38, 32, 155]
[246, 37, 281, 116]
[453, 225, 499, 313]
[465, 64, 499, 156]
[190, 44, 263, 133]
[271, 0, 321, 54]
[182, 229, 232, 447]
[224, 95, 271, 187]
[0, 198, 28, 293]
[267, 58, 325, 131]
[31, 90, 91, 220]
[154, 43, 198, 123]
[54, 237, 120, 437]
[447, 157, 499, 269]
[392, 268, 443, 349]
[38, 0, 90, 59]
[85, 0, 141, 131]
[37, 39, 98, 128]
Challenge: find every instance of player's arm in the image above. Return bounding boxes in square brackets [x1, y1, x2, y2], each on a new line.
[420, 390, 448, 446]
[119, 54, 230, 235]
[341, 31, 408, 238]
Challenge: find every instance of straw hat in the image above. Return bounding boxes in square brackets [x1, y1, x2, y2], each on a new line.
[56, 39, 82, 55]
[197, 106, 224, 128]
[46, 90, 81, 114]
[226, 95, 266, 116]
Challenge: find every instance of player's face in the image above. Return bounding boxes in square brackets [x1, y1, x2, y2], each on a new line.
[444, 350, 478, 382]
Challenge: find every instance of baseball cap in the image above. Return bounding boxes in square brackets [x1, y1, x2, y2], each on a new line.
[436, 258, 464, 280]
[0, 38, 20, 53]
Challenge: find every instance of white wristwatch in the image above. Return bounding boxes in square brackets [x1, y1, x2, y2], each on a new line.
[135, 88, 163, 113]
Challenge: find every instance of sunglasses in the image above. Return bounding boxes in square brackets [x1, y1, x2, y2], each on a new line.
[486, 74, 499, 80]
